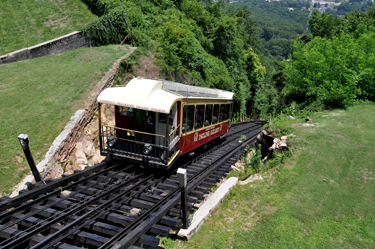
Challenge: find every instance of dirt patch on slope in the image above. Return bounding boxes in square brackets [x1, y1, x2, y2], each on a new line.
[133, 54, 161, 79]
[44, 16, 70, 30]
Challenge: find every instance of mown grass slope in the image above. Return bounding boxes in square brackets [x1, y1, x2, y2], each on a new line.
[0, 45, 129, 195]
[174, 104, 375, 248]
[0, 0, 97, 55]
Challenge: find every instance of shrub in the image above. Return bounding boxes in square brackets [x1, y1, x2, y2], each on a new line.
[80, 0, 265, 116]
[82, 7, 129, 46]
[250, 144, 262, 173]
[283, 28, 375, 109]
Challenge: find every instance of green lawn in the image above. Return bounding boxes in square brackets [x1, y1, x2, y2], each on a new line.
[0, 45, 129, 195]
[174, 104, 375, 248]
[0, 0, 97, 55]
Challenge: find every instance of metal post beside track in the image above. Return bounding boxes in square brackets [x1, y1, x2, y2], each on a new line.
[18, 134, 42, 183]
[177, 168, 188, 229]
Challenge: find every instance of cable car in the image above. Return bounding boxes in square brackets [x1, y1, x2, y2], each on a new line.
[97, 77, 234, 169]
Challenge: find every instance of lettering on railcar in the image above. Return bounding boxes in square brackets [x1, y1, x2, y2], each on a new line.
[198, 127, 220, 141]
[151, 107, 167, 113]
[135, 105, 150, 110]
[99, 101, 167, 113]
[100, 99, 116, 105]
[116, 102, 135, 108]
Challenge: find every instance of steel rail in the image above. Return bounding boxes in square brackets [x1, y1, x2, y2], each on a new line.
[0, 163, 133, 235]
[32, 144, 226, 249]
[34, 172, 174, 249]
[110, 131, 260, 249]
[0, 122, 246, 232]
[114, 127, 261, 248]
[100, 125, 262, 249]
[0, 160, 124, 214]
[0, 172, 148, 249]
[32, 168, 186, 249]
[0, 121, 266, 249]
[30, 174, 155, 249]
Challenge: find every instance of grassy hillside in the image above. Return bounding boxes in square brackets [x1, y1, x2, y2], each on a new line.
[0, 45, 129, 195]
[0, 0, 97, 55]
[173, 104, 375, 248]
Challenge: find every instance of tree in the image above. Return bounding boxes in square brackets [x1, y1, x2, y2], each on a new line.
[283, 28, 375, 109]
[308, 10, 336, 39]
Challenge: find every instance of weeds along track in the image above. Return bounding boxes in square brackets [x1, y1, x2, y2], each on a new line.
[0, 121, 265, 249]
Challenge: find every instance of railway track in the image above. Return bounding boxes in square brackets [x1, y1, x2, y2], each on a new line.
[0, 121, 265, 249]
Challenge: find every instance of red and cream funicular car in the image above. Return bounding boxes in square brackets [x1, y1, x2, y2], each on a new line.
[97, 77, 234, 169]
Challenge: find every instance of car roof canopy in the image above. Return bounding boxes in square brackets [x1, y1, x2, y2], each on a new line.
[97, 77, 234, 114]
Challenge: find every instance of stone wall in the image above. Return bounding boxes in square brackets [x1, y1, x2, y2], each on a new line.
[0, 31, 94, 65]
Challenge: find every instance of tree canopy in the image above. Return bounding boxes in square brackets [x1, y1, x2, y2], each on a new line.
[81, 0, 375, 117]
[278, 6, 375, 112]
[82, 0, 265, 115]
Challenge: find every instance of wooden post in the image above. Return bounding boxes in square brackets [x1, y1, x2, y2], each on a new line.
[118, 30, 132, 48]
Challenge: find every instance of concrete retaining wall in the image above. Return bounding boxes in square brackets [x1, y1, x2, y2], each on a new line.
[0, 31, 94, 65]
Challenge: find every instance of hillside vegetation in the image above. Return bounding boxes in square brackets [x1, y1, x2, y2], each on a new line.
[175, 104, 375, 248]
[80, 0, 265, 115]
[1, 0, 374, 194]
[0, 0, 97, 55]
[78, 0, 375, 118]
[328, 0, 373, 16]
[0, 45, 129, 195]
[252, 6, 375, 117]
[235, 0, 310, 61]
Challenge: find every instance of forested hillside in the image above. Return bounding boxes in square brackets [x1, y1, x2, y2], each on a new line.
[80, 0, 265, 115]
[1, 0, 374, 195]
[264, 7, 375, 116]
[234, 0, 310, 61]
[327, 0, 373, 16]
[4, 0, 373, 120]
[78, 0, 375, 118]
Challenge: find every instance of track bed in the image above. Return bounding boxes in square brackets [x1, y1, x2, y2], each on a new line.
[0, 121, 265, 249]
